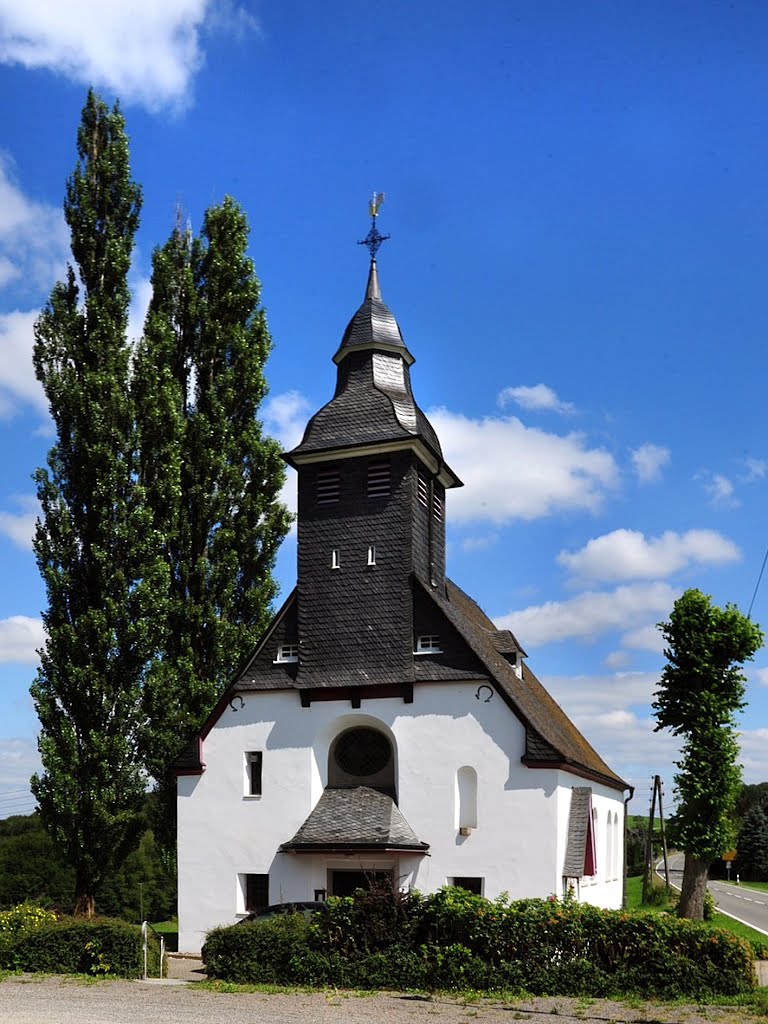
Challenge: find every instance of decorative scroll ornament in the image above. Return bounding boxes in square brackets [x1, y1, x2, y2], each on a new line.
[475, 685, 493, 703]
[229, 695, 244, 712]
[358, 191, 390, 260]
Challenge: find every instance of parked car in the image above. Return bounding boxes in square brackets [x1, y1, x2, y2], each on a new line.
[237, 901, 328, 923]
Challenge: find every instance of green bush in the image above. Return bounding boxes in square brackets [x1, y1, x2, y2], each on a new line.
[0, 915, 160, 978]
[203, 888, 756, 997]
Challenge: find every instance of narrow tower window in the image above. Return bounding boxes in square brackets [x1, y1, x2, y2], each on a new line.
[331, 548, 340, 569]
[245, 751, 263, 796]
[367, 461, 390, 498]
[316, 468, 340, 504]
[367, 545, 376, 566]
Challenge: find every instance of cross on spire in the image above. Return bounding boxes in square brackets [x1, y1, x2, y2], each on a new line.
[358, 191, 390, 260]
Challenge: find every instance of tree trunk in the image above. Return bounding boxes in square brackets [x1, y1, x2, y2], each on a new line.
[73, 882, 96, 918]
[677, 853, 709, 919]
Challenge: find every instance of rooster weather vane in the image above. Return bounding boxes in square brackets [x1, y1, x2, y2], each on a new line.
[358, 191, 390, 260]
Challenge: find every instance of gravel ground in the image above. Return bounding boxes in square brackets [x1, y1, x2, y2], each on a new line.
[0, 977, 764, 1024]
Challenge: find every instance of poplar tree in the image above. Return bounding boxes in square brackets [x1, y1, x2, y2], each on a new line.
[653, 588, 763, 919]
[134, 198, 291, 834]
[31, 92, 167, 916]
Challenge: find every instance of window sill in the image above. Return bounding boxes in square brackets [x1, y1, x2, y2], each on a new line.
[413, 649, 443, 656]
[243, 795, 263, 801]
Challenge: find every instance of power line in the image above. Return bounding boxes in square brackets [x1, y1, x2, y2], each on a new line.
[747, 544, 768, 619]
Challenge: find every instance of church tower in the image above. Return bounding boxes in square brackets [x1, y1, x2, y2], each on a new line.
[284, 201, 461, 690]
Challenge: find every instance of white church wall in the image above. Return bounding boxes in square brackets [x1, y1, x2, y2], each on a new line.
[554, 772, 625, 908]
[177, 682, 623, 953]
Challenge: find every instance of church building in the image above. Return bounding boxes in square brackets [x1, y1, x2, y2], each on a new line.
[176, 210, 629, 954]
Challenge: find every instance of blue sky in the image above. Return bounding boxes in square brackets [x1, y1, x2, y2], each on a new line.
[1, 0, 767, 820]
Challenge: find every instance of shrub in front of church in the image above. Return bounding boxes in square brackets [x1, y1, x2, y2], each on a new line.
[0, 914, 160, 977]
[202, 888, 755, 996]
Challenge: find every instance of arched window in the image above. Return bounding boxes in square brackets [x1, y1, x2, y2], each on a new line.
[606, 811, 613, 882]
[328, 726, 395, 799]
[456, 766, 478, 830]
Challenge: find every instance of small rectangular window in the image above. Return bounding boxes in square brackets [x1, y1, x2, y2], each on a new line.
[274, 644, 299, 663]
[367, 460, 390, 498]
[451, 877, 483, 895]
[417, 470, 429, 507]
[331, 548, 340, 569]
[244, 873, 269, 913]
[316, 468, 340, 504]
[415, 634, 442, 654]
[245, 751, 263, 796]
[367, 545, 376, 566]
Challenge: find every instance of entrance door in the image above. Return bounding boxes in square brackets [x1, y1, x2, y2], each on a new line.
[331, 870, 393, 896]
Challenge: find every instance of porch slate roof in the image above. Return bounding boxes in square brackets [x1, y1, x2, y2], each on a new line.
[279, 785, 429, 852]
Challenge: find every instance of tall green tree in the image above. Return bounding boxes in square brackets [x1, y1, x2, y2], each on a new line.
[31, 91, 168, 916]
[653, 588, 763, 919]
[736, 805, 768, 881]
[133, 198, 291, 838]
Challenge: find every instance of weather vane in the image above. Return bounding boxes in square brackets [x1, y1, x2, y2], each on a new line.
[358, 191, 390, 260]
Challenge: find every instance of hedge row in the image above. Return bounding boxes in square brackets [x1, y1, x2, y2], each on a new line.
[203, 887, 756, 997]
[0, 912, 160, 978]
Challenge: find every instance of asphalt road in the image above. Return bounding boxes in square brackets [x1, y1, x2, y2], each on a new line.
[663, 852, 768, 936]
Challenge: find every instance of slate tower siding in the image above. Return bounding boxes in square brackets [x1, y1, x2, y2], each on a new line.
[297, 452, 416, 686]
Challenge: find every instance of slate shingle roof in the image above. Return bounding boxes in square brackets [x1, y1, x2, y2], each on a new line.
[218, 576, 626, 791]
[333, 259, 414, 366]
[285, 260, 452, 477]
[428, 579, 626, 790]
[280, 785, 429, 852]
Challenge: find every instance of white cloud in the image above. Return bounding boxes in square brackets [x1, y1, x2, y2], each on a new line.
[431, 409, 618, 525]
[0, 738, 40, 806]
[557, 528, 740, 583]
[0, 495, 38, 550]
[737, 729, 768, 785]
[604, 649, 631, 669]
[0, 156, 68, 295]
[460, 533, 499, 553]
[498, 581, 677, 646]
[0, 1, 259, 112]
[264, 391, 311, 451]
[542, 670, 681, 791]
[630, 443, 670, 483]
[752, 668, 768, 687]
[0, 616, 44, 664]
[261, 391, 310, 524]
[127, 274, 153, 347]
[742, 458, 768, 482]
[620, 623, 666, 654]
[701, 472, 739, 507]
[0, 310, 48, 418]
[498, 383, 575, 414]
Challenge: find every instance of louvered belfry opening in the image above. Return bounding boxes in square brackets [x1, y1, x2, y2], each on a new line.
[316, 467, 340, 505]
[367, 460, 390, 498]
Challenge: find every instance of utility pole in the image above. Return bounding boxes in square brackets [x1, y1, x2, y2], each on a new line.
[642, 775, 669, 902]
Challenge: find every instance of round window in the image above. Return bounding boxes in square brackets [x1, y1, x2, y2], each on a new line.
[334, 728, 391, 777]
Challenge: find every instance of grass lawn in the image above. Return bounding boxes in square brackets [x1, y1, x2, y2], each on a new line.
[151, 920, 178, 952]
[625, 875, 768, 952]
[722, 881, 768, 893]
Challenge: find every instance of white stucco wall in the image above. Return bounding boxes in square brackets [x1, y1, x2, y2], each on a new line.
[177, 682, 625, 953]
